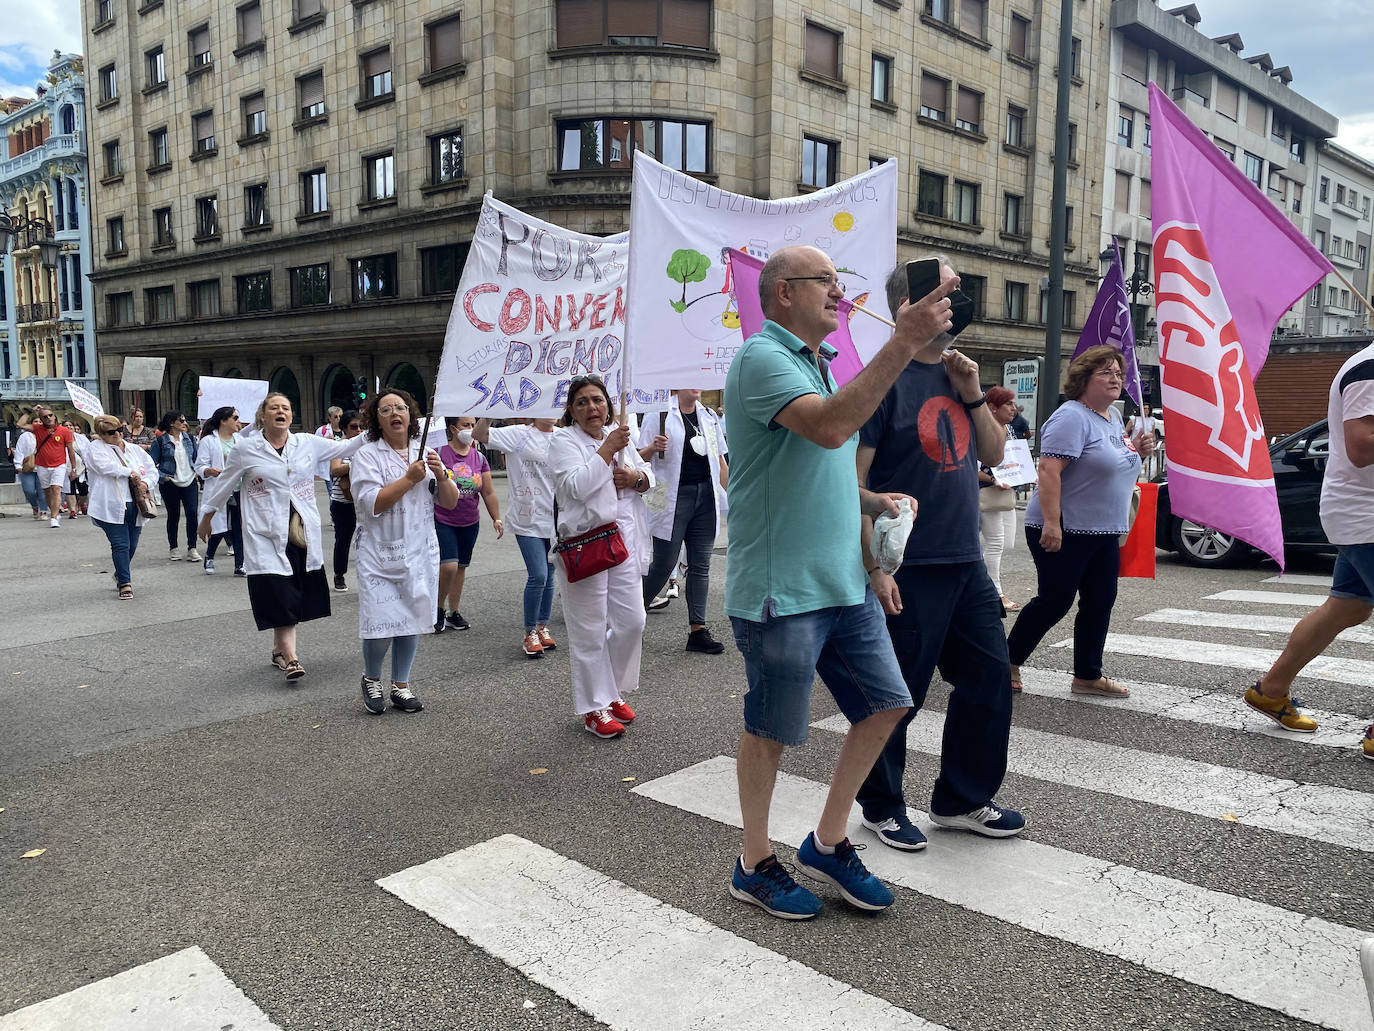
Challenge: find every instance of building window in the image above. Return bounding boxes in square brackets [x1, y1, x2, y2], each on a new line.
[364, 152, 396, 202]
[1319, 177, 1329, 202]
[1065, 122, 1077, 162]
[1143, 119, 1151, 153]
[801, 135, 838, 188]
[871, 54, 892, 105]
[927, 0, 983, 34]
[1069, 36, 1080, 78]
[917, 170, 946, 217]
[106, 217, 126, 255]
[869, 155, 887, 168]
[955, 87, 982, 133]
[429, 129, 464, 183]
[107, 291, 134, 327]
[1290, 137, 1305, 164]
[98, 64, 117, 103]
[1359, 245, 1368, 267]
[96, 0, 113, 24]
[1292, 182, 1303, 214]
[960, 275, 986, 318]
[1005, 104, 1025, 148]
[289, 263, 331, 307]
[189, 24, 211, 67]
[350, 254, 398, 302]
[1114, 171, 1131, 214]
[244, 183, 269, 227]
[1008, 13, 1030, 58]
[102, 140, 121, 178]
[193, 111, 216, 154]
[242, 92, 267, 137]
[952, 180, 979, 225]
[1005, 281, 1027, 321]
[189, 279, 221, 318]
[1242, 152, 1262, 188]
[238, 1, 263, 47]
[919, 73, 948, 122]
[149, 127, 170, 168]
[1309, 286, 1321, 306]
[1139, 179, 1151, 217]
[1328, 286, 1338, 307]
[146, 46, 166, 88]
[153, 207, 174, 247]
[236, 272, 272, 313]
[1117, 107, 1134, 148]
[195, 196, 219, 238]
[803, 21, 841, 81]
[293, 0, 322, 23]
[556, 117, 709, 173]
[1333, 235, 1343, 256]
[554, 0, 711, 49]
[301, 168, 328, 215]
[1345, 239, 1354, 259]
[1121, 39, 1148, 84]
[146, 285, 175, 323]
[1315, 230, 1327, 252]
[421, 244, 469, 296]
[362, 48, 393, 99]
[297, 71, 326, 120]
[1065, 205, 1074, 241]
[1002, 193, 1022, 235]
[1336, 184, 1347, 206]
[426, 13, 463, 72]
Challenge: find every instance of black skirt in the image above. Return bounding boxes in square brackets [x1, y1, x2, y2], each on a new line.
[246, 541, 331, 631]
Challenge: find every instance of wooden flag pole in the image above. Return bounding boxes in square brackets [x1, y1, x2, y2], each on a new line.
[1329, 266, 1374, 319]
[850, 301, 896, 328]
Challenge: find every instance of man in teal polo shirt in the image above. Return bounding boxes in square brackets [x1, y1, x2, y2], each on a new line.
[723, 244, 959, 919]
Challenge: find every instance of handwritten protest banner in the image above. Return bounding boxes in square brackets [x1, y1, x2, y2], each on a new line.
[64, 381, 104, 418]
[625, 153, 897, 392]
[992, 439, 1037, 487]
[434, 193, 668, 418]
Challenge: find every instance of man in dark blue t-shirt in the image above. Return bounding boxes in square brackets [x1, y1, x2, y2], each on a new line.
[856, 257, 1026, 850]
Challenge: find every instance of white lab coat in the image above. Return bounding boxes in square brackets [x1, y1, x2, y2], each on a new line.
[549, 423, 654, 570]
[348, 438, 443, 639]
[84, 439, 159, 526]
[201, 431, 366, 576]
[636, 401, 727, 541]
[194, 433, 238, 536]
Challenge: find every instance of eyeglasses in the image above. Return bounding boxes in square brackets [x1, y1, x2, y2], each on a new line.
[1093, 368, 1125, 381]
[784, 275, 846, 294]
[99, 429, 120, 436]
[377, 404, 409, 415]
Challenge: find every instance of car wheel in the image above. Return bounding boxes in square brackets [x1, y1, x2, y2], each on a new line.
[1170, 517, 1247, 567]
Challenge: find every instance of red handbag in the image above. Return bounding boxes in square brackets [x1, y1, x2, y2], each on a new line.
[553, 522, 628, 582]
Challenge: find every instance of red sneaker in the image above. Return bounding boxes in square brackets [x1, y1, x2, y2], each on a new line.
[608, 698, 636, 724]
[522, 630, 544, 658]
[537, 627, 557, 651]
[584, 709, 625, 738]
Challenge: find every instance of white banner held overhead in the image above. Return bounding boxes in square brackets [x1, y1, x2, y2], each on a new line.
[118, 356, 166, 392]
[197, 376, 269, 422]
[64, 381, 104, 417]
[625, 153, 898, 392]
[434, 193, 669, 418]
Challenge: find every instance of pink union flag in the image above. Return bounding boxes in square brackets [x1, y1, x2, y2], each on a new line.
[726, 248, 864, 386]
[1149, 83, 1332, 569]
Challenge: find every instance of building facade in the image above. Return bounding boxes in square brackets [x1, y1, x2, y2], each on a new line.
[82, 0, 1114, 427]
[1301, 142, 1374, 338]
[0, 53, 98, 423]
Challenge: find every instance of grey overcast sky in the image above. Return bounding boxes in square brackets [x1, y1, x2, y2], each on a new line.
[0, 0, 1370, 161]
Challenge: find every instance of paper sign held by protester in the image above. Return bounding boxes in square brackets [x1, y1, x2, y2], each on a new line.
[197, 376, 269, 422]
[992, 439, 1037, 487]
[626, 153, 897, 392]
[434, 193, 669, 418]
[64, 381, 104, 418]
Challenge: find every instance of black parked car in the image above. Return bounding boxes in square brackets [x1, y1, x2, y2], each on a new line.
[1156, 419, 1334, 567]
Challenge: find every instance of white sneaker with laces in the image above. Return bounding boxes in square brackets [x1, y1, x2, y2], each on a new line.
[186, 547, 201, 562]
[49, 517, 60, 528]
[666, 579, 680, 599]
[169, 548, 181, 561]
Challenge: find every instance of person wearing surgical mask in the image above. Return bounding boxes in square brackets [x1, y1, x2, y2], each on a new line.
[434, 415, 503, 632]
[638, 388, 730, 654]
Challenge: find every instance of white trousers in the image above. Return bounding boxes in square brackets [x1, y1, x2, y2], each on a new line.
[558, 549, 646, 716]
[979, 506, 1017, 595]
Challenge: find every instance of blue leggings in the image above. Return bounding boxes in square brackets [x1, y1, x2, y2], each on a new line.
[363, 635, 418, 683]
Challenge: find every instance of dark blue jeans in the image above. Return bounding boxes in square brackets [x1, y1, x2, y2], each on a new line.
[207, 494, 243, 567]
[642, 479, 717, 626]
[858, 561, 1011, 820]
[515, 534, 556, 630]
[160, 480, 199, 550]
[95, 501, 143, 586]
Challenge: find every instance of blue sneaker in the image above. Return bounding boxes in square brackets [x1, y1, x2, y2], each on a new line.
[729, 855, 822, 920]
[795, 833, 894, 912]
[929, 802, 1026, 838]
[861, 812, 928, 852]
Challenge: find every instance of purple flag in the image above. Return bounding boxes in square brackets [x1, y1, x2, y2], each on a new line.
[1074, 241, 1142, 406]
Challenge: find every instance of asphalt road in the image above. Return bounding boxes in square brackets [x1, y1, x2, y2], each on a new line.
[0, 491, 1371, 1031]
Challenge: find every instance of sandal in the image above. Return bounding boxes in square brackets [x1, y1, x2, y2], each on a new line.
[1009, 665, 1022, 693]
[1071, 677, 1130, 698]
[1001, 596, 1021, 612]
[283, 659, 306, 681]
[117, 583, 133, 601]
[271, 651, 289, 671]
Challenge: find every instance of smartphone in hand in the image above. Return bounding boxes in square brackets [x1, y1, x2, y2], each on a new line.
[905, 258, 942, 304]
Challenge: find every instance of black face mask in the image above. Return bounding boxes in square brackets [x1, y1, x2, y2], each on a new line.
[947, 289, 975, 337]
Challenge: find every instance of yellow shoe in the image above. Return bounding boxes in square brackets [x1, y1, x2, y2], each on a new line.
[1362, 724, 1374, 761]
[1243, 684, 1318, 734]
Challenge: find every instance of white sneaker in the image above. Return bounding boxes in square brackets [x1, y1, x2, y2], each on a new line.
[49, 517, 60, 528]
[169, 548, 182, 561]
[203, 558, 215, 575]
[186, 548, 201, 562]
[666, 579, 680, 599]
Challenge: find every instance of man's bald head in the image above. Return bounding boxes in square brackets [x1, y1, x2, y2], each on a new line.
[759, 245, 824, 318]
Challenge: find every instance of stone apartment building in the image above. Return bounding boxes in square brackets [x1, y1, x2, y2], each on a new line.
[1303, 141, 1374, 337]
[82, 0, 1113, 427]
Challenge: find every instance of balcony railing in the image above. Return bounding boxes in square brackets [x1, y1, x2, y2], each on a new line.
[1171, 86, 1208, 109]
[0, 133, 83, 178]
[14, 301, 58, 324]
[0, 377, 97, 400]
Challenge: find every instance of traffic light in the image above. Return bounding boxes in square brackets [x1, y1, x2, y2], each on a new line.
[353, 377, 368, 407]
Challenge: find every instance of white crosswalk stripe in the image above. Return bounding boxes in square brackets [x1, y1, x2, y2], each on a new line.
[1262, 573, 1334, 587]
[632, 756, 1374, 1031]
[1015, 664, 1370, 747]
[378, 834, 945, 1031]
[1136, 607, 1374, 647]
[1058, 632, 1374, 685]
[812, 712, 1374, 853]
[1206, 589, 1325, 607]
[0, 947, 280, 1031]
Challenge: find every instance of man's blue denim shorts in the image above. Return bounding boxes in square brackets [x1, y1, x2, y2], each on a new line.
[1331, 543, 1374, 606]
[729, 589, 912, 747]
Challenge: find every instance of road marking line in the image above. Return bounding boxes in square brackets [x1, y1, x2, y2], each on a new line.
[635, 756, 1373, 1031]
[1055, 633, 1374, 686]
[1137, 607, 1374, 647]
[815, 711, 1374, 853]
[1262, 573, 1333, 587]
[1206, 589, 1325, 607]
[0, 947, 281, 1031]
[378, 834, 944, 1031]
[1016, 664, 1369, 747]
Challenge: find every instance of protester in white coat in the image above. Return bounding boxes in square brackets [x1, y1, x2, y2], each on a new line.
[195, 406, 246, 576]
[349, 389, 458, 714]
[198, 392, 366, 681]
[85, 414, 159, 600]
[549, 375, 655, 739]
[637, 389, 730, 654]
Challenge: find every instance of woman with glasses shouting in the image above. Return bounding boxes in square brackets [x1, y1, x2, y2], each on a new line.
[1006, 345, 1153, 698]
[85, 414, 159, 600]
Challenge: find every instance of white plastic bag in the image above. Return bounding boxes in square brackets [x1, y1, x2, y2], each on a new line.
[869, 497, 914, 574]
